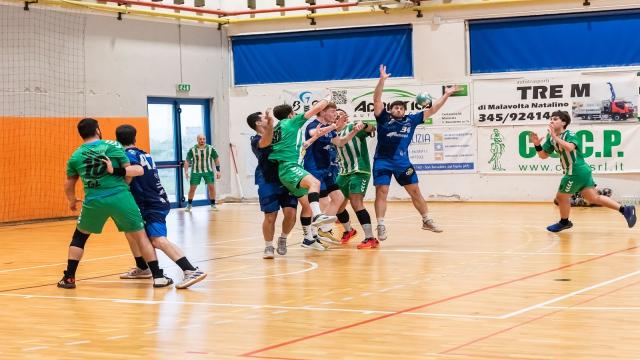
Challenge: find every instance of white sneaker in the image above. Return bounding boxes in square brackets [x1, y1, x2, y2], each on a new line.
[176, 268, 207, 289]
[377, 224, 388, 241]
[263, 245, 275, 259]
[422, 218, 443, 233]
[276, 237, 287, 256]
[301, 239, 326, 251]
[119, 267, 152, 279]
[153, 275, 174, 288]
[185, 204, 192, 212]
[312, 214, 337, 227]
[210, 204, 219, 211]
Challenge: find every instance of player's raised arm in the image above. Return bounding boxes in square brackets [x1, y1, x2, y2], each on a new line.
[374, 64, 390, 117]
[304, 93, 332, 120]
[424, 85, 458, 118]
[332, 121, 365, 147]
[530, 131, 549, 159]
[258, 108, 274, 148]
[303, 123, 337, 149]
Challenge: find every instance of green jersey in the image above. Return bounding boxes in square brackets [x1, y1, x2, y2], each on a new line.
[542, 130, 590, 176]
[66, 140, 131, 200]
[186, 144, 219, 174]
[337, 123, 371, 175]
[269, 113, 311, 163]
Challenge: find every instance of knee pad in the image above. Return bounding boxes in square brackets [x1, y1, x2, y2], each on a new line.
[70, 228, 90, 249]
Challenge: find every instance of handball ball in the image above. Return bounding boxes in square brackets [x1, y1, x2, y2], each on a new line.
[416, 92, 432, 107]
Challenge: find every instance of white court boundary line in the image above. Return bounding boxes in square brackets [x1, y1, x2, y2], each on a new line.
[83, 259, 319, 283]
[542, 306, 640, 311]
[498, 269, 640, 319]
[0, 292, 497, 319]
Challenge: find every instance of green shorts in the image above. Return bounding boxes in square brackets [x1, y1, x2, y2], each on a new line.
[337, 172, 370, 197]
[190, 171, 215, 186]
[558, 168, 596, 194]
[277, 161, 310, 198]
[77, 191, 144, 234]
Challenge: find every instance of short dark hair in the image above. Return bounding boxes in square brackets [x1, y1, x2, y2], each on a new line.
[389, 100, 407, 111]
[116, 124, 137, 146]
[246, 112, 262, 131]
[552, 110, 571, 128]
[77, 118, 99, 139]
[273, 104, 294, 120]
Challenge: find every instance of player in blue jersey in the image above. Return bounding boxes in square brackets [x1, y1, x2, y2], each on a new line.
[114, 125, 207, 289]
[246, 109, 298, 258]
[303, 103, 364, 246]
[372, 64, 458, 244]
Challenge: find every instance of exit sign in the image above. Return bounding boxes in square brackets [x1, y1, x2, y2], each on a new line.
[177, 83, 191, 92]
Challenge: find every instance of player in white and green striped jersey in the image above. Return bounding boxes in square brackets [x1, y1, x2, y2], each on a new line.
[530, 110, 636, 232]
[184, 134, 221, 211]
[334, 109, 379, 249]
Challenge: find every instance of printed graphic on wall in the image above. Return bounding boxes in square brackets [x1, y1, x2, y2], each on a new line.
[474, 73, 639, 126]
[478, 125, 640, 174]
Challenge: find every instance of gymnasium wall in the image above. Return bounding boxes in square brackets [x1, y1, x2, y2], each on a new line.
[0, 4, 229, 222]
[225, 0, 640, 204]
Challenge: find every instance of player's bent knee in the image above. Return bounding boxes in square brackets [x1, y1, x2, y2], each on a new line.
[70, 228, 90, 249]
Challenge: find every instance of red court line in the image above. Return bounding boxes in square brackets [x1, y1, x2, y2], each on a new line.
[441, 279, 640, 355]
[241, 245, 637, 358]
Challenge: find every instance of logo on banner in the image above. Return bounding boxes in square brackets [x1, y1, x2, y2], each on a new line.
[488, 129, 506, 171]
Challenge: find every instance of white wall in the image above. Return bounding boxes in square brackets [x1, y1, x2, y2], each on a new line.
[84, 14, 232, 196]
[224, 0, 640, 202]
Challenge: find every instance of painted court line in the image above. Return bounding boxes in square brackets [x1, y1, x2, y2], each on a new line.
[543, 306, 640, 311]
[440, 279, 640, 355]
[23, 346, 49, 352]
[499, 269, 640, 319]
[240, 245, 637, 358]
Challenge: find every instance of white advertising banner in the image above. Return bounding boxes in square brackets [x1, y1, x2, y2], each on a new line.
[478, 124, 640, 174]
[474, 73, 639, 126]
[409, 127, 476, 173]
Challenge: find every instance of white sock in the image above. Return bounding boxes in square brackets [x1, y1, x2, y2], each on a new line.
[342, 221, 352, 232]
[265, 241, 273, 247]
[377, 218, 385, 226]
[279, 233, 288, 240]
[363, 224, 374, 238]
[422, 213, 430, 222]
[310, 202, 322, 217]
[302, 225, 313, 241]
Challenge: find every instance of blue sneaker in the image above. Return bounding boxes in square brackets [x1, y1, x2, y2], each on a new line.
[623, 205, 636, 228]
[547, 221, 573, 232]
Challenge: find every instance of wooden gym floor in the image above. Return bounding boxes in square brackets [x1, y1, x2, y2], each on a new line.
[0, 202, 639, 359]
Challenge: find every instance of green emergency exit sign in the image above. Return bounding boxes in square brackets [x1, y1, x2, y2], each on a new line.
[177, 83, 191, 92]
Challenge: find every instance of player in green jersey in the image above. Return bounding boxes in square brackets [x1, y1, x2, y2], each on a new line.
[270, 92, 338, 251]
[59, 118, 172, 289]
[333, 109, 379, 248]
[530, 110, 636, 232]
[184, 135, 221, 211]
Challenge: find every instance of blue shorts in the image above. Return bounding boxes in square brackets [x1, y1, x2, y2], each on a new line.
[142, 209, 170, 238]
[308, 168, 337, 192]
[373, 159, 418, 186]
[258, 182, 298, 213]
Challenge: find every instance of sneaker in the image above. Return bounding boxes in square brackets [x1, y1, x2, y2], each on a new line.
[119, 267, 152, 279]
[341, 229, 357, 244]
[185, 204, 192, 212]
[377, 224, 388, 241]
[176, 268, 207, 289]
[623, 205, 637, 228]
[263, 245, 275, 259]
[312, 214, 337, 227]
[546, 221, 573, 233]
[301, 239, 326, 251]
[210, 204, 219, 211]
[153, 275, 174, 288]
[276, 237, 287, 256]
[57, 271, 76, 289]
[422, 218, 443, 233]
[357, 238, 379, 249]
[317, 229, 341, 245]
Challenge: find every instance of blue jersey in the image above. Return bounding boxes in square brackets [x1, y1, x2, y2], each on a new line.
[374, 109, 424, 163]
[304, 119, 337, 172]
[251, 135, 279, 184]
[125, 147, 170, 212]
